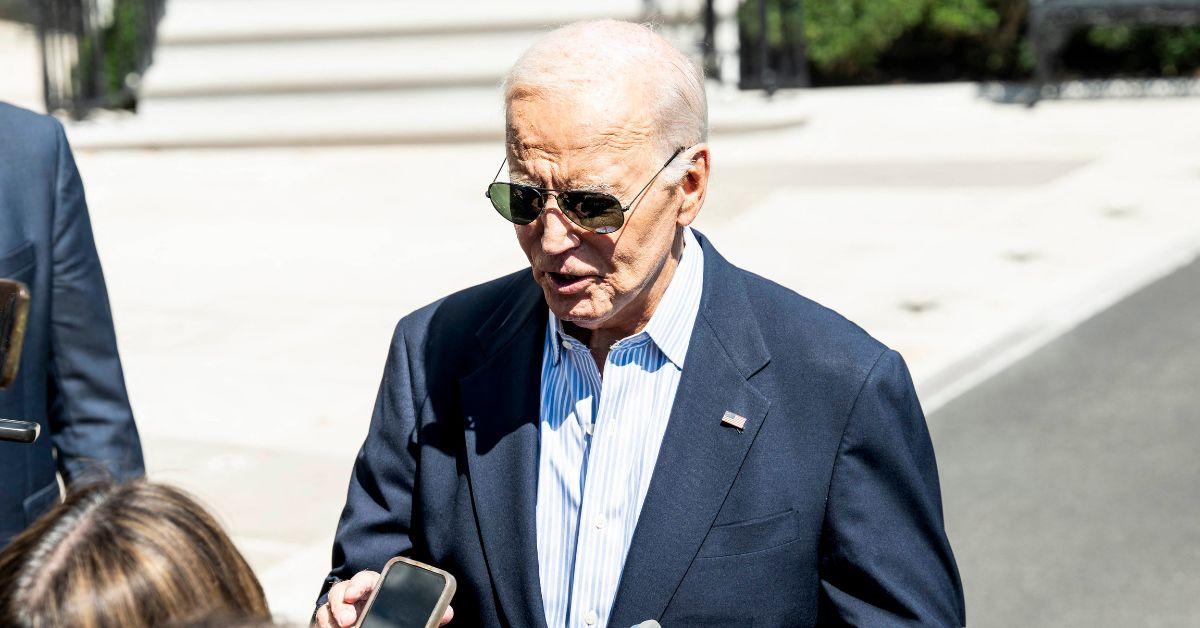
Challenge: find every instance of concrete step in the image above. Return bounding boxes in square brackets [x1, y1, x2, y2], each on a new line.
[145, 0, 703, 99]
[66, 86, 807, 150]
[157, 0, 652, 46]
[143, 30, 536, 97]
[85, 0, 727, 150]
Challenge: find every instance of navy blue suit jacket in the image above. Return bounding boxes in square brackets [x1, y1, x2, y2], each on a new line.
[0, 103, 144, 546]
[322, 231, 964, 626]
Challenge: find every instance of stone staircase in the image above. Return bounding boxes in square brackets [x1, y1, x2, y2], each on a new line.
[65, 0, 806, 150]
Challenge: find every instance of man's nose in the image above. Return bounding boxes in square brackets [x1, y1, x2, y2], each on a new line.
[538, 196, 578, 256]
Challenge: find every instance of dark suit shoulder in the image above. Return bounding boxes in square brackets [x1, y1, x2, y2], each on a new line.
[395, 268, 532, 339]
[389, 268, 534, 371]
[737, 267, 889, 383]
[383, 268, 536, 404]
[0, 102, 63, 163]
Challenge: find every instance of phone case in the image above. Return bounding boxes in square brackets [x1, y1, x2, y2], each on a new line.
[355, 556, 457, 628]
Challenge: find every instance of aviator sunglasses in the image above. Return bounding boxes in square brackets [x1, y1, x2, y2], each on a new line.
[485, 147, 685, 234]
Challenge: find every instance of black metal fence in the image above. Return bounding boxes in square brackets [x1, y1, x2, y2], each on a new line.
[702, 0, 811, 93]
[736, 0, 810, 92]
[1028, 0, 1200, 103]
[36, 0, 165, 119]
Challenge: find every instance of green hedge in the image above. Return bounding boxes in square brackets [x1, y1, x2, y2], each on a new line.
[737, 0, 1200, 85]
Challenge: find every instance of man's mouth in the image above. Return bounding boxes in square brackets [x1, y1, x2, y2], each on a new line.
[545, 271, 594, 294]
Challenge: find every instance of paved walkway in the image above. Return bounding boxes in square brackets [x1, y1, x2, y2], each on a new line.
[932, 256, 1200, 626]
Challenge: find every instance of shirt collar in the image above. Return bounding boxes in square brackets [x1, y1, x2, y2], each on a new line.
[548, 226, 704, 369]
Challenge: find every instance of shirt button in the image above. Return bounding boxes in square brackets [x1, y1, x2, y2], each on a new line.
[561, 339, 571, 350]
[585, 610, 598, 625]
[593, 516, 605, 530]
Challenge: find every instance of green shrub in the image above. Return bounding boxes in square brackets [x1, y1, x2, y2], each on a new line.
[874, 0, 1032, 83]
[739, 0, 926, 77]
[801, 0, 926, 74]
[1072, 25, 1200, 77]
[926, 0, 1000, 37]
[103, 0, 150, 95]
[736, 0, 1200, 85]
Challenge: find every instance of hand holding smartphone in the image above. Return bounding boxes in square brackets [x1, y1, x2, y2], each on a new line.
[355, 557, 456, 628]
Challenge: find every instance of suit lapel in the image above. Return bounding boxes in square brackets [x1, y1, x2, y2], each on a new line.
[608, 232, 772, 626]
[461, 273, 550, 628]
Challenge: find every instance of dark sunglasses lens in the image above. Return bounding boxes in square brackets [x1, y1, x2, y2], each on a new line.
[562, 191, 623, 234]
[488, 183, 541, 225]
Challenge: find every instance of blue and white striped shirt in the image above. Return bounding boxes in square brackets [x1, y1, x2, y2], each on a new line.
[535, 227, 705, 628]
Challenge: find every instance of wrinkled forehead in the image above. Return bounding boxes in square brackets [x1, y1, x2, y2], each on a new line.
[504, 83, 656, 184]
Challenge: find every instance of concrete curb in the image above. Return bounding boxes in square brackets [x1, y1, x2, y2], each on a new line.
[921, 233, 1200, 416]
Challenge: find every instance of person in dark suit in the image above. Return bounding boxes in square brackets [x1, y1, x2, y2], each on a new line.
[0, 102, 145, 547]
[317, 21, 964, 628]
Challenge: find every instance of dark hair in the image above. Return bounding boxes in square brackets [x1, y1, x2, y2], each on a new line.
[0, 481, 270, 627]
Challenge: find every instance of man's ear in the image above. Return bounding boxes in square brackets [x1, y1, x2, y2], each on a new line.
[677, 144, 710, 228]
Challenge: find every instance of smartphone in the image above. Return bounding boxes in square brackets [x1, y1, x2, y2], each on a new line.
[0, 278, 31, 389]
[0, 418, 39, 444]
[356, 557, 456, 628]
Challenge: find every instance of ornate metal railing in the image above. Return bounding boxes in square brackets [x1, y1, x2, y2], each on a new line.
[702, 0, 810, 93]
[36, 0, 166, 119]
[1028, 0, 1200, 102]
[736, 0, 810, 92]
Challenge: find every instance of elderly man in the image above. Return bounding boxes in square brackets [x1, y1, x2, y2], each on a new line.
[317, 20, 964, 628]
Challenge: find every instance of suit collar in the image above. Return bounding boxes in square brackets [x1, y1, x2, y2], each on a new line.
[692, 229, 771, 378]
[640, 226, 705, 369]
[474, 270, 544, 358]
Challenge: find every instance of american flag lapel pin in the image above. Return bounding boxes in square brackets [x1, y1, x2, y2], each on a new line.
[721, 411, 747, 431]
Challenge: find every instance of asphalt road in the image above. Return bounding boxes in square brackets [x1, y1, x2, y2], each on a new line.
[930, 257, 1200, 627]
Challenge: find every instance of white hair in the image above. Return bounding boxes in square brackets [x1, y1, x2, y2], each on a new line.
[502, 20, 708, 185]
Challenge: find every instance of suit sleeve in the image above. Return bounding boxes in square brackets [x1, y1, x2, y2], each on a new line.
[818, 349, 966, 627]
[318, 321, 422, 606]
[46, 120, 145, 484]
